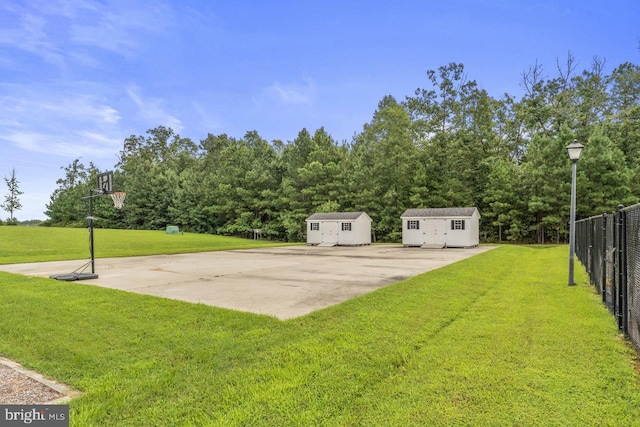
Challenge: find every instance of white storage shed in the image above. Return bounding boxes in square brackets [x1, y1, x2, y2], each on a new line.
[306, 212, 372, 246]
[401, 207, 480, 248]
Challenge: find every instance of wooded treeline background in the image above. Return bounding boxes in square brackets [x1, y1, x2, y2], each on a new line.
[43, 58, 640, 243]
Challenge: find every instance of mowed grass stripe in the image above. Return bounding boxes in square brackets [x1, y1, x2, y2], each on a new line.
[207, 243, 511, 425]
[211, 245, 640, 426]
[0, 227, 289, 264]
[0, 272, 286, 425]
[336, 246, 640, 426]
[1, 243, 639, 425]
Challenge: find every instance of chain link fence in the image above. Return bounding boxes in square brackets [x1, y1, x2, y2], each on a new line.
[576, 204, 640, 349]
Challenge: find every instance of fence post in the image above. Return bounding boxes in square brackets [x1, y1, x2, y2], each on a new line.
[618, 205, 628, 335]
[614, 205, 624, 331]
[580, 203, 640, 351]
[589, 218, 594, 281]
[611, 210, 622, 329]
[602, 213, 607, 303]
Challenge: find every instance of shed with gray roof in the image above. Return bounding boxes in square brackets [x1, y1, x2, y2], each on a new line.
[400, 207, 480, 248]
[305, 212, 372, 246]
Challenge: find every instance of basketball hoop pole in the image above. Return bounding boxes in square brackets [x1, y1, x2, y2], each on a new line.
[49, 188, 100, 281]
[50, 171, 117, 281]
[89, 189, 96, 275]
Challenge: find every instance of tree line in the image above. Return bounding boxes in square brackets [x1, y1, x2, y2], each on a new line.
[44, 57, 640, 243]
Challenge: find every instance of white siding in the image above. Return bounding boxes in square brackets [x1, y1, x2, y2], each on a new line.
[446, 217, 473, 247]
[401, 208, 480, 248]
[337, 215, 371, 245]
[306, 212, 372, 245]
[402, 219, 423, 246]
[307, 221, 323, 244]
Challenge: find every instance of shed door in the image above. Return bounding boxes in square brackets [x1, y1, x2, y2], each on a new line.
[424, 219, 447, 246]
[322, 221, 339, 244]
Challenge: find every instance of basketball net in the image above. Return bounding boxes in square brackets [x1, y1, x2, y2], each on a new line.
[110, 192, 126, 209]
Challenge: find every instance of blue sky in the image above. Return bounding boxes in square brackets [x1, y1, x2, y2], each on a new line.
[1, 0, 638, 220]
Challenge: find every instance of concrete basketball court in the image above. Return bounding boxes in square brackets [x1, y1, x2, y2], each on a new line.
[0, 245, 495, 320]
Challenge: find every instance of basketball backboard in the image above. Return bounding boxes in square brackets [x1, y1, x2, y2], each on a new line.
[97, 171, 114, 194]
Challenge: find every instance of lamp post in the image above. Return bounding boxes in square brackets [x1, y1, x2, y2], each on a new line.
[567, 140, 584, 286]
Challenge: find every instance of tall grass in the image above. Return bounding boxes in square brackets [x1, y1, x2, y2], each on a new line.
[0, 242, 639, 425]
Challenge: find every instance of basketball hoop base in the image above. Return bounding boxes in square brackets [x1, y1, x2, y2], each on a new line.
[49, 260, 98, 281]
[50, 272, 99, 281]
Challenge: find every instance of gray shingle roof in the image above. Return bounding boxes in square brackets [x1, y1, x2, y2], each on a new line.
[401, 207, 479, 218]
[306, 212, 369, 221]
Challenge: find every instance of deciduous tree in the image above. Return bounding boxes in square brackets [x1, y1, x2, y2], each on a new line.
[1, 168, 23, 224]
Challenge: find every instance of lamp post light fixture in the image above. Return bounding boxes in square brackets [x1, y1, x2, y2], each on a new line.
[567, 139, 584, 286]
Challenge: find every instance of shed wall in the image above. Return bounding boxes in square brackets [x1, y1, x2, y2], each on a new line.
[402, 219, 423, 246]
[337, 215, 371, 245]
[307, 222, 323, 244]
[306, 215, 372, 245]
[402, 211, 479, 247]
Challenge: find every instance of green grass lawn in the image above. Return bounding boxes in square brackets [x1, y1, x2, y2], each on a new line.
[1, 240, 639, 425]
[0, 227, 289, 264]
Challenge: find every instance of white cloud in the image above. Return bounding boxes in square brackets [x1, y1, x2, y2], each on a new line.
[0, 0, 173, 68]
[126, 86, 184, 132]
[0, 89, 121, 128]
[69, 1, 173, 56]
[77, 131, 121, 146]
[260, 78, 317, 106]
[192, 101, 222, 133]
[2, 131, 115, 158]
[33, 0, 100, 19]
[70, 13, 140, 56]
[67, 50, 101, 67]
[0, 11, 66, 67]
[0, 83, 124, 159]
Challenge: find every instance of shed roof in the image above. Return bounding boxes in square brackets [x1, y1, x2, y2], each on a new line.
[401, 207, 479, 218]
[306, 212, 370, 221]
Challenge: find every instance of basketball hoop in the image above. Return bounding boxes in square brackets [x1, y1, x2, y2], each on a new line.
[110, 192, 126, 209]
